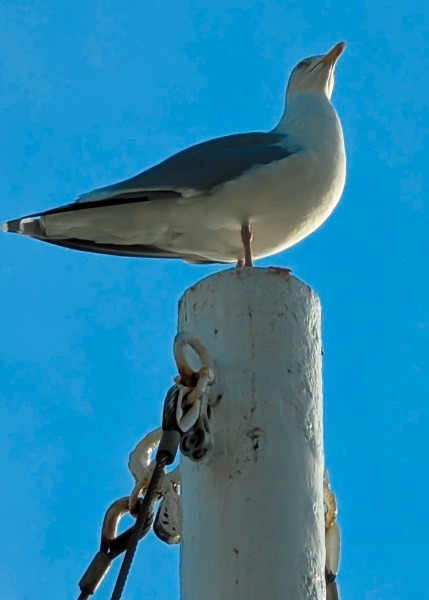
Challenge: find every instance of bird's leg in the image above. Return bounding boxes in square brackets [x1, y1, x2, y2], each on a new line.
[240, 223, 253, 267]
[235, 259, 245, 268]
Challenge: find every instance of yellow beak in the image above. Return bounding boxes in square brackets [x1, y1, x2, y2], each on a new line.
[320, 41, 346, 67]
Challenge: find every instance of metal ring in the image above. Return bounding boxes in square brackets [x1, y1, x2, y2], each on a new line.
[174, 332, 214, 386]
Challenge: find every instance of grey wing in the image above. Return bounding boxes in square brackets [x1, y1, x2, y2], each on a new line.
[72, 131, 295, 206]
[4, 131, 295, 263]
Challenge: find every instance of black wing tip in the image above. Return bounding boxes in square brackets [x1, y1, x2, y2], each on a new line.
[2, 219, 20, 233]
[38, 190, 183, 217]
[29, 236, 225, 263]
[2, 217, 44, 236]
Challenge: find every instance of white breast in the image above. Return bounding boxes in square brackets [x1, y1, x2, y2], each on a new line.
[165, 94, 346, 261]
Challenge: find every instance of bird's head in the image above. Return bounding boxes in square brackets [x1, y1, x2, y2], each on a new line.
[286, 42, 345, 100]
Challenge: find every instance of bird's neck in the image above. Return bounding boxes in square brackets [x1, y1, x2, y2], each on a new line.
[273, 92, 342, 145]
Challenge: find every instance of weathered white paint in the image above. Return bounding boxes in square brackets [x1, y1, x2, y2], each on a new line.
[178, 268, 325, 600]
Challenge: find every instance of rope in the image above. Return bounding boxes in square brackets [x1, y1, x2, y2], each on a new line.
[109, 454, 169, 600]
[107, 510, 153, 560]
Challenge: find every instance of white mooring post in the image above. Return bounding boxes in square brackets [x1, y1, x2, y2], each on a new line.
[178, 268, 325, 600]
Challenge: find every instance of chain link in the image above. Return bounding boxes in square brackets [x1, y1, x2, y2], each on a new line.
[110, 455, 169, 600]
[77, 333, 214, 599]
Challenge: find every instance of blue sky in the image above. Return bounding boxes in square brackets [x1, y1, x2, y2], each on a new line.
[1, 1, 428, 598]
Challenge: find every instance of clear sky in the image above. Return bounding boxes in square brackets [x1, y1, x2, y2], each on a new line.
[1, 1, 428, 599]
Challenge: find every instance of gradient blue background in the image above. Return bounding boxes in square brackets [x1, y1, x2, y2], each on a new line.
[1, 1, 428, 598]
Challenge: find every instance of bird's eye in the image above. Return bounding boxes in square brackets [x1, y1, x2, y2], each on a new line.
[297, 60, 310, 69]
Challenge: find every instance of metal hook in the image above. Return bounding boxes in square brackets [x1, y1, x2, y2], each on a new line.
[78, 497, 153, 597]
[100, 498, 131, 551]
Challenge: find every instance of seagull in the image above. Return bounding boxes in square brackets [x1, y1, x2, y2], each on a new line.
[3, 42, 346, 267]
